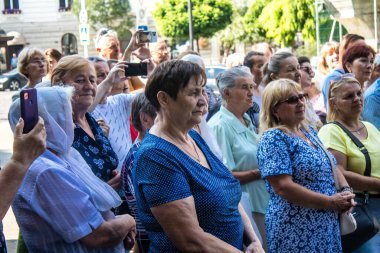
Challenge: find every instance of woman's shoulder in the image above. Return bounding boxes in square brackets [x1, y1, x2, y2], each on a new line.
[261, 128, 288, 139]
[318, 122, 342, 134]
[208, 109, 231, 125]
[363, 121, 379, 132]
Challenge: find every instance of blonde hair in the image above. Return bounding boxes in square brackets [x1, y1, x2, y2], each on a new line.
[327, 76, 361, 122]
[51, 55, 95, 85]
[17, 47, 45, 78]
[260, 79, 310, 135]
[318, 41, 339, 76]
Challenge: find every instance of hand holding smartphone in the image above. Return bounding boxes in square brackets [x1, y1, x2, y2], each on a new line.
[20, 88, 38, 133]
[124, 62, 148, 76]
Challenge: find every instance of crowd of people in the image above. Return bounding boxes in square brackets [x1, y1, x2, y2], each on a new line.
[1, 28, 380, 253]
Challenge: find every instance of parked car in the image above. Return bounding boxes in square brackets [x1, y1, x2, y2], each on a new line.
[0, 68, 28, 91]
[205, 65, 227, 94]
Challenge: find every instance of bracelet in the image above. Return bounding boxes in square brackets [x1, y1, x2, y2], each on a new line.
[338, 186, 353, 193]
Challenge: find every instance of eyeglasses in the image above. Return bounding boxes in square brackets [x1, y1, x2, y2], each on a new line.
[278, 93, 308, 105]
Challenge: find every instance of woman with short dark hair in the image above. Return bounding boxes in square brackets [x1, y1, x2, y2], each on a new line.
[135, 60, 264, 252]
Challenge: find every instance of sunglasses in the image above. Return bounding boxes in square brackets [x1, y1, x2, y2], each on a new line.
[330, 73, 356, 85]
[278, 93, 308, 105]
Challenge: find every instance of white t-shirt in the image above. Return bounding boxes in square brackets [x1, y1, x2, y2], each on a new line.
[92, 93, 136, 171]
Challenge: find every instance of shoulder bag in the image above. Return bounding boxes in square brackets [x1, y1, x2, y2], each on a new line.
[332, 121, 380, 252]
[307, 130, 357, 236]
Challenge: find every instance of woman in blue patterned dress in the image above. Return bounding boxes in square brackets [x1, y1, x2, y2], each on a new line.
[134, 60, 264, 252]
[257, 79, 355, 252]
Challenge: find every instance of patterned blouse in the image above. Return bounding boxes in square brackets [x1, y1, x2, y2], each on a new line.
[73, 113, 118, 182]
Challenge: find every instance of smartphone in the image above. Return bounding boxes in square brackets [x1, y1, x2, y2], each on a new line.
[20, 88, 38, 133]
[125, 62, 148, 76]
[137, 31, 158, 44]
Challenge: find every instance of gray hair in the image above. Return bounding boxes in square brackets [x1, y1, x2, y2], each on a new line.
[262, 51, 293, 86]
[216, 66, 252, 100]
[131, 93, 157, 133]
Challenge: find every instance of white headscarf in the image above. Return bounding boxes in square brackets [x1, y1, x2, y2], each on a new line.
[9, 86, 121, 211]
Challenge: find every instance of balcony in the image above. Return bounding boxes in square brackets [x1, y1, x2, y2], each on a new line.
[2, 9, 22, 14]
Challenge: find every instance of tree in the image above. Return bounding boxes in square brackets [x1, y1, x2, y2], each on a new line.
[243, 0, 315, 48]
[242, 0, 268, 43]
[153, 0, 233, 46]
[72, 0, 134, 42]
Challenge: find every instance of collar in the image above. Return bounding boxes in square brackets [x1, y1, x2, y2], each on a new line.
[219, 106, 254, 134]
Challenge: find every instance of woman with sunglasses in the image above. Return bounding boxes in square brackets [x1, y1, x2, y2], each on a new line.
[298, 56, 326, 125]
[319, 76, 380, 252]
[208, 66, 269, 250]
[257, 79, 355, 252]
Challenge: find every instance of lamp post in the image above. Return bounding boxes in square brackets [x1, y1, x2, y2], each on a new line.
[188, 0, 194, 50]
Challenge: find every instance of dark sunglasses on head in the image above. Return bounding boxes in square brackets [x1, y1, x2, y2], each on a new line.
[278, 93, 308, 105]
[329, 73, 356, 85]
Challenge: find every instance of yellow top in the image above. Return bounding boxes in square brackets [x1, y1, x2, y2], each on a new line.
[318, 121, 380, 180]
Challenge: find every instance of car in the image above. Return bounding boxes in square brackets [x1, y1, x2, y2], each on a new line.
[205, 65, 227, 94]
[0, 68, 28, 91]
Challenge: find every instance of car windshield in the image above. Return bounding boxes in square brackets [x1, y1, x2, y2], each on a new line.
[205, 67, 226, 79]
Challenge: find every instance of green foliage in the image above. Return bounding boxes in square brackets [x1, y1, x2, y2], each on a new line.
[242, 0, 268, 43]
[243, 0, 315, 47]
[153, 0, 233, 40]
[72, 0, 134, 41]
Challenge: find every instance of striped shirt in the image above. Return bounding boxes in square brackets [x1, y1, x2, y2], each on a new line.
[12, 150, 124, 253]
[92, 93, 136, 171]
[121, 141, 149, 241]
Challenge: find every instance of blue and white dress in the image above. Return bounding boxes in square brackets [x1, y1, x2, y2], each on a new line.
[134, 130, 244, 252]
[257, 128, 342, 253]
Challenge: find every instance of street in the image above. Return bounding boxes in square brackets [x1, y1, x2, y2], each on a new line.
[1, 90, 19, 253]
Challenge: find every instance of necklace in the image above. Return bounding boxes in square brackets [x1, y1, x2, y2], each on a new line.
[162, 133, 201, 162]
[348, 123, 365, 135]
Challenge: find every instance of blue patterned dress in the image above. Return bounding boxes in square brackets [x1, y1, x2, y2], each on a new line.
[134, 130, 244, 252]
[73, 113, 118, 182]
[257, 128, 342, 253]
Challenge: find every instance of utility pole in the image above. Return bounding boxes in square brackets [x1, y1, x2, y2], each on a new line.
[188, 0, 194, 50]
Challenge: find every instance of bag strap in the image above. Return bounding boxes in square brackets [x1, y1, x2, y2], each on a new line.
[331, 121, 371, 203]
[307, 130, 340, 189]
[331, 121, 371, 177]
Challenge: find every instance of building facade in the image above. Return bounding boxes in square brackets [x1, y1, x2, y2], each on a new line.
[0, 0, 97, 72]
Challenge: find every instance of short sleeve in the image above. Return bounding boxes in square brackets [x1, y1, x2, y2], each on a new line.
[257, 130, 292, 178]
[318, 124, 348, 155]
[135, 149, 192, 208]
[209, 123, 236, 170]
[32, 168, 103, 243]
[363, 92, 380, 130]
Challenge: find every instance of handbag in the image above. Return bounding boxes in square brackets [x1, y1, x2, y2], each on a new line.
[332, 121, 380, 252]
[308, 131, 357, 235]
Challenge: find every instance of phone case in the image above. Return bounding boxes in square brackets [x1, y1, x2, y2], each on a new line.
[125, 62, 148, 76]
[20, 88, 38, 133]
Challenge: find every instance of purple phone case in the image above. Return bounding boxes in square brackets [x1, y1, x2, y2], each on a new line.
[20, 88, 38, 133]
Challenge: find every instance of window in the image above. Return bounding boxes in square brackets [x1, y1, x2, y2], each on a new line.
[61, 33, 78, 55]
[59, 0, 72, 12]
[2, 0, 21, 14]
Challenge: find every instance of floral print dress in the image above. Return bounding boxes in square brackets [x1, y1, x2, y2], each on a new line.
[257, 128, 342, 253]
